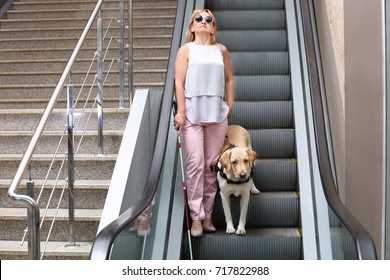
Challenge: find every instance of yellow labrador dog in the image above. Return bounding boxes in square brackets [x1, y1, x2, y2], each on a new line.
[215, 125, 260, 235]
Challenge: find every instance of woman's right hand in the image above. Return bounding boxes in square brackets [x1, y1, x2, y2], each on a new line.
[173, 111, 186, 130]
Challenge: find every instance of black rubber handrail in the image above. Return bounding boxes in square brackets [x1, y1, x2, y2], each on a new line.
[300, 0, 377, 260]
[89, 0, 187, 260]
[0, 0, 13, 17]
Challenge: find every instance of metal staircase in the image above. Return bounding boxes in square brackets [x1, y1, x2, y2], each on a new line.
[0, 0, 176, 260]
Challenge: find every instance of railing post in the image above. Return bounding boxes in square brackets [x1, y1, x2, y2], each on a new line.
[67, 84, 76, 246]
[29, 203, 41, 260]
[127, 0, 133, 107]
[25, 163, 40, 260]
[97, 11, 104, 155]
[25, 180, 38, 259]
[119, 0, 125, 108]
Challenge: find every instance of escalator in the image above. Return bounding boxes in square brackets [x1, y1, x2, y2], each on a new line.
[181, 0, 301, 260]
[89, 0, 377, 260]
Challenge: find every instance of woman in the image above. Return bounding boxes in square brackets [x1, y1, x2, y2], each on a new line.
[174, 9, 234, 237]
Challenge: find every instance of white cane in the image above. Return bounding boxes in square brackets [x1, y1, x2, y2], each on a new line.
[173, 101, 193, 260]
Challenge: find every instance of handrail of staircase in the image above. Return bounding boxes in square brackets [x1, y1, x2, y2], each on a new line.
[7, 0, 104, 260]
[299, 0, 377, 259]
[89, 0, 187, 260]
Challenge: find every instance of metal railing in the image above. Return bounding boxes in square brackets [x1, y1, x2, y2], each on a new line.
[89, 0, 187, 260]
[7, 0, 134, 259]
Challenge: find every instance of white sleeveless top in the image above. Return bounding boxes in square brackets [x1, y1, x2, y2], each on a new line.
[184, 42, 229, 124]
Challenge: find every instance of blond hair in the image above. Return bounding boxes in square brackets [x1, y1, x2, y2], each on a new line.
[185, 9, 217, 44]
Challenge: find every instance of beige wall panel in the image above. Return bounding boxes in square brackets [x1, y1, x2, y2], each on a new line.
[344, 0, 384, 257]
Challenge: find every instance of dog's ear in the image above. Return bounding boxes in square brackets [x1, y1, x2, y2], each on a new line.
[247, 148, 257, 167]
[220, 150, 231, 172]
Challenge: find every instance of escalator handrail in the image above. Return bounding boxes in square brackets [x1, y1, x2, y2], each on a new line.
[89, 0, 187, 260]
[300, 0, 377, 260]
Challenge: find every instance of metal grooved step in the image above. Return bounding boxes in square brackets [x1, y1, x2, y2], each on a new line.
[181, 0, 302, 260]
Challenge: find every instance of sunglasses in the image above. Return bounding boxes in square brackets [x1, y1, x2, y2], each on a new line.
[194, 14, 213, 24]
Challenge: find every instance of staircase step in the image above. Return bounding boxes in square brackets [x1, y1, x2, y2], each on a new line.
[0, 179, 109, 209]
[0, 98, 129, 109]
[0, 0, 176, 260]
[0, 47, 170, 63]
[0, 57, 168, 72]
[0, 16, 176, 29]
[0, 84, 127, 99]
[12, 0, 120, 11]
[0, 154, 117, 180]
[0, 45, 170, 60]
[0, 38, 171, 54]
[0, 240, 92, 260]
[12, 0, 177, 9]
[0, 24, 173, 39]
[0, 108, 129, 131]
[5, 7, 177, 19]
[0, 81, 164, 100]
[0, 128, 123, 154]
[0, 208, 101, 242]
[0, 38, 169, 51]
[0, 130, 123, 154]
[0, 69, 167, 85]
[12, 0, 177, 11]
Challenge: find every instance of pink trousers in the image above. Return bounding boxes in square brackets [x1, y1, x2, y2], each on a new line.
[181, 118, 228, 221]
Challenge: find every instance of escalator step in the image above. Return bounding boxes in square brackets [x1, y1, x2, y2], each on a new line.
[253, 159, 297, 191]
[230, 101, 293, 129]
[214, 11, 286, 30]
[183, 228, 302, 260]
[185, 0, 303, 261]
[234, 75, 291, 102]
[208, 0, 285, 11]
[230, 52, 289, 75]
[249, 129, 295, 159]
[218, 30, 287, 52]
[212, 192, 299, 228]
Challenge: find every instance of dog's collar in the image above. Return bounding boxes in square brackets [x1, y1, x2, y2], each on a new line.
[211, 165, 254, 185]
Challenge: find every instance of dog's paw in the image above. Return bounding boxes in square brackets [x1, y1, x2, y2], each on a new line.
[226, 227, 236, 234]
[236, 228, 246, 235]
[250, 186, 260, 195]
